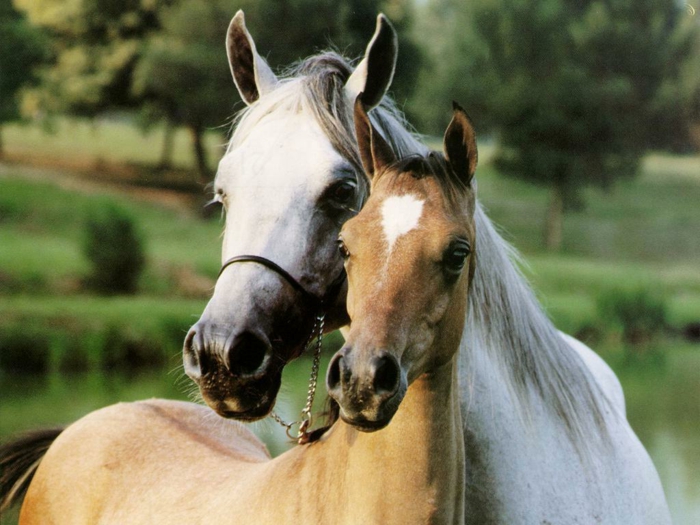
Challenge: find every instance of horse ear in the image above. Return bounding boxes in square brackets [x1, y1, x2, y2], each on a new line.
[345, 14, 398, 110]
[226, 11, 279, 105]
[443, 101, 478, 186]
[354, 96, 396, 179]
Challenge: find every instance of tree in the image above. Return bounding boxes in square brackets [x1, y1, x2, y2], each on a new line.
[133, 0, 233, 181]
[14, 0, 175, 117]
[414, 0, 699, 250]
[409, 0, 497, 134]
[0, 0, 46, 156]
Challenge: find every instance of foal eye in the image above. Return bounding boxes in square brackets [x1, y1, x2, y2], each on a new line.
[337, 239, 351, 260]
[443, 241, 471, 276]
[329, 181, 356, 205]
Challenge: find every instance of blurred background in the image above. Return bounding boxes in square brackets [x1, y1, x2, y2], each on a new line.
[0, 0, 699, 523]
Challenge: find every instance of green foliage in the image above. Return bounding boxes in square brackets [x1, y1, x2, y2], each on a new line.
[0, 0, 46, 132]
[83, 204, 146, 294]
[415, 0, 699, 152]
[597, 287, 669, 346]
[414, 0, 699, 250]
[132, 1, 232, 128]
[14, 0, 175, 116]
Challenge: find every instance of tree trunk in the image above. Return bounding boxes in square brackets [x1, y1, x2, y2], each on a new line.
[0, 124, 4, 159]
[544, 184, 564, 251]
[189, 125, 210, 184]
[158, 120, 176, 169]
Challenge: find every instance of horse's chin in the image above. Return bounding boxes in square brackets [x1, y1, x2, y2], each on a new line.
[199, 374, 282, 422]
[338, 410, 396, 433]
[216, 400, 275, 422]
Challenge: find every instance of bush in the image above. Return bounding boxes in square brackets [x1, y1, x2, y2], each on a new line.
[84, 204, 146, 294]
[0, 324, 51, 374]
[597, 287, 669, 347]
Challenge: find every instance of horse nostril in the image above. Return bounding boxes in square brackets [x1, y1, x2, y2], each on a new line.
[183, 329, 210, 379]
[372, 354, 400, 396]
[226, 331, 271, 376]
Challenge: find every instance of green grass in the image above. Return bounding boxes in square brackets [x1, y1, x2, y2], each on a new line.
[474, 152, 700, 262]
[523, 253, 700, 327]
[4, 117, 225, 170]
[0, 295, 206, 332]
[0, 176, 222, 292]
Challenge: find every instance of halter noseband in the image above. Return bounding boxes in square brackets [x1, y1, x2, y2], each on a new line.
[218, 255, 346, 314]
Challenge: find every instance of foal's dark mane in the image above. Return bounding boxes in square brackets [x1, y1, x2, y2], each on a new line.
[384, 152, 471, 205]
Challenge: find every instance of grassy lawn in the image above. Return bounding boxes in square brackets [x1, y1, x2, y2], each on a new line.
[3, 117, 225, 170]
[0, 176, 223, 293]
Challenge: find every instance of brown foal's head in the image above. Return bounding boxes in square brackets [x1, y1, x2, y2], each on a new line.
[326, 99, 478, 431]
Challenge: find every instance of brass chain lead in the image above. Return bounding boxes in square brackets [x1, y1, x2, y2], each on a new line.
[269, 312, 325, 444]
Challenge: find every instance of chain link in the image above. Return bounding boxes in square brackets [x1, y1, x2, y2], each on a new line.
[269, 312, 326, 444]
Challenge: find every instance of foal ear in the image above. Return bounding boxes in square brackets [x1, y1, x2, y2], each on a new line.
[354, 96, 396, 179]
[443, 101, 478, 185]
[226, 10, 279, 105]
[345, 14, 398, 110]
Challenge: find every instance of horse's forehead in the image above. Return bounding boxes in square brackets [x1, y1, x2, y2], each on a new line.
[218, 113, 343, 192]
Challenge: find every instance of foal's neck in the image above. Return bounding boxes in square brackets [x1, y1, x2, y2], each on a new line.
[323, 356, 465, 524]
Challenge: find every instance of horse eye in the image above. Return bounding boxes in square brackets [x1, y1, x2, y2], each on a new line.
[330, 181, 356, 205]
[205, 192, 225, 211]
[443, 241, 470, 275]
[337, 239, 350, 260]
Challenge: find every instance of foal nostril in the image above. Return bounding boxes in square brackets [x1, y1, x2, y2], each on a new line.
[372, 354, 400, 396]
[226, 331, 271, 376]
[326, 352, 343, 394]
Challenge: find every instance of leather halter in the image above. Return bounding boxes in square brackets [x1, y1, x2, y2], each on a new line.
[218, 255, 347, 313]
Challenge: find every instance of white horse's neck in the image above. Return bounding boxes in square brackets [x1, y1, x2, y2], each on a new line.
[462, 203, 607, 450]
[274, 357, 465, 525]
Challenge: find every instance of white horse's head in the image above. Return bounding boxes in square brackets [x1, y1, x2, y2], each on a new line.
[183, 12, 423, 420]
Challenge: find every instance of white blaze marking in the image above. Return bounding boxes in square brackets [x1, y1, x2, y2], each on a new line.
[381, 195, 424, 252]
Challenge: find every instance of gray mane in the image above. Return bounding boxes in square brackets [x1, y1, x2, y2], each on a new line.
[226, 51, 607, 448]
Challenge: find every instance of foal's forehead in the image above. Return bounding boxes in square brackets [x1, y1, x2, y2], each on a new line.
[217, 112, 350, 191]
[347, 168, 473, 242]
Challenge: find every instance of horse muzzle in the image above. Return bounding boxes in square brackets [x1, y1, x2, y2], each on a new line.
[183, 323, 284, 421]
[326, 346, 406, 432]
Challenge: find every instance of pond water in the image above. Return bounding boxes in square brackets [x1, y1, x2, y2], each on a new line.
[1, 344, 698, 524]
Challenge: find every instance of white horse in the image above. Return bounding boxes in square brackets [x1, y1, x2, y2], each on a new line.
[181, 12, 670, 524]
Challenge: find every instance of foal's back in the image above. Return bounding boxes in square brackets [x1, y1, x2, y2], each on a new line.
[21, 400, 268, 525]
